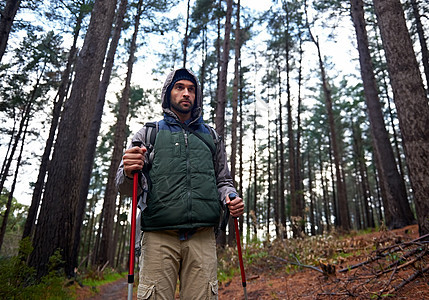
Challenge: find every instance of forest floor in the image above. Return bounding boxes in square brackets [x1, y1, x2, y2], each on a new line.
[73, 224, 428, 299]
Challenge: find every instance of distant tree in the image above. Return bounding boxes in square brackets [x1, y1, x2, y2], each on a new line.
[0, 191, 27, 256]
[0, 30, 63, 210]
[305, 8, 350, 231]
[0, 111, 28, 252]
[28, 0, 117, 278]
[373, 0, 429, 237]
[189, 0, 218, 105]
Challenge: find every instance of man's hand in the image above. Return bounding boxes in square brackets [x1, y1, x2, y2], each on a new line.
[226, 194, 244, 218]
[123, 145, 147, 178]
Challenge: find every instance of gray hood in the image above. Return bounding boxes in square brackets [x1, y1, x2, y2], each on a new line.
[161, 68, 203, 121]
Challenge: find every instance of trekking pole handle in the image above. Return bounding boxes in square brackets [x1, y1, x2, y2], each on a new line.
[228, 193, 238, 219]
[132, 140, 143, 148]
[131, 141, 143, 175]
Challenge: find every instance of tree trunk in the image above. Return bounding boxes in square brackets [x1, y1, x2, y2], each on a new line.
[98, 0, 143, 266]
[214, 0, 233, 137]
[0, 0, 21, 62]
[75, 0, 128, 270]
[29, 0, 117, 278]
[274, 118, 280, 238]
[92, 208, 104, 265]
[22, 9, 82, 241]
[284, 1, 298, 238]
[182, 0, 191, 68]
[295, 31, 304, 234]
[410, 0, 429, 93]
[0, 112, 16, 180]
[373, 0, 429, 237]
[252, 98, 257, 237]
[238, 77, 244, 235]
[308, 150, 315, 236]
[228, 0, 240, 246]
[214, 0, 233, 247]
[0, 102, 31, 197]
[311, 32, 350, 231]
[276, 62, 287, 238]
[351, 122, 372, 228]
[318, 142, 330, 232]
[351, 0, 414, 229]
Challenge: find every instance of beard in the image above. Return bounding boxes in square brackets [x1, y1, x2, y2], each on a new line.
[170, 100, 194, 114]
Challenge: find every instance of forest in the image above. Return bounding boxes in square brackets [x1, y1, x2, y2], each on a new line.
[0, 0, 428, 298]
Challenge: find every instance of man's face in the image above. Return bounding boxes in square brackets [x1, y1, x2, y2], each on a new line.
[169, 80, 196, 118]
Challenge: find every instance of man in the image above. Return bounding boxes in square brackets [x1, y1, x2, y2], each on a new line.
[116, 68, 244, 299]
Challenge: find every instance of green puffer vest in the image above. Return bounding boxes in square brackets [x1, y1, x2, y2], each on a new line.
[141, 126, 220, 231]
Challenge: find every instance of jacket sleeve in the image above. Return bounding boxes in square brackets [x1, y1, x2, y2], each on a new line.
[115, 126, 148, 197]
[214, 135, 238, 208]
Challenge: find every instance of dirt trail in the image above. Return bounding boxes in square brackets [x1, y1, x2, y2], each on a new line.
[76, 277, 134, 300]
[75, 225, 428, 299]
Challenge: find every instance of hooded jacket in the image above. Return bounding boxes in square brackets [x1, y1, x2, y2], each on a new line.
[116, 68, 237, 231]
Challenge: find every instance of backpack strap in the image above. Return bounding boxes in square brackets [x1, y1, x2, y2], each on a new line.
[178, 122, 218, 158]
[143, 121, 158, 167]
[204, 124, 220, 146]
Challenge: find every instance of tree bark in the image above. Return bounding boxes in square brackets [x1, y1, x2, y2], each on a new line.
[373, 0, 429, 237]
[29, 0, 117, 278]
[22, 7, 83, 241]
[351, 0, 415, 229]
[98, 0, 143, 266]
[75, 0, 128, 270]
[410, 0, 429, 93]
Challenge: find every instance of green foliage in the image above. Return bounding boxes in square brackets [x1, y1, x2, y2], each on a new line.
[0, 239, 72, 299]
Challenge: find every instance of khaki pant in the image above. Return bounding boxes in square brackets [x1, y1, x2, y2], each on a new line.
[137, 227, 218, 300]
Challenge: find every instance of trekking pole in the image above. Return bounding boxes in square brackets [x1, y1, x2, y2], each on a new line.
[229, 193, 248, 300]
[128, 141, 142, 300]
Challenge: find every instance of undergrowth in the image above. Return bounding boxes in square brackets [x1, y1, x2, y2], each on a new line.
[0, 238, 72, 300]
[217, 228, 379, 282]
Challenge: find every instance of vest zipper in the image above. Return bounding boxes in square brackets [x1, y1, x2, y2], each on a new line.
[183, 130, 192, 224]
